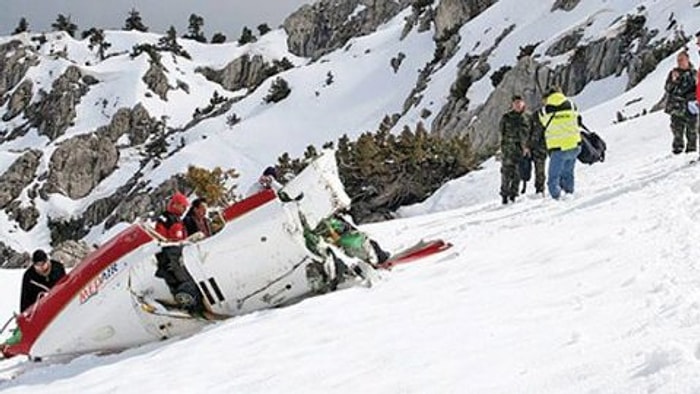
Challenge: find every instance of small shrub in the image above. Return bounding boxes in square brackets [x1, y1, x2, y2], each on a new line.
[263, 78, 291, 103]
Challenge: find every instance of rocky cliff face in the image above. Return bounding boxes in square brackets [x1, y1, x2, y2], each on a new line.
[51, 240, 94, 268]
[0, 242, 28, 268]
[436, 56, 545, 150]
[432, 13, 687, 152]
[143, 61, 171, 100]
[552, 0, 582, 12]
[434, 0, 497, 41]
[97, 104, 161, 146]
[42, 133, 119, 199]
[26, 65, 91, 141]
[0, 150, 42, 209]
[196, 54, 270, 92]
[2, 79, 33, 121]
[0, 40, 38, 101]
[283, 0, 411, 59]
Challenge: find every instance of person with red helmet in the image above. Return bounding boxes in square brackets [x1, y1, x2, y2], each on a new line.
[154, 192, 204, 314]
[155, 192, 189, 241]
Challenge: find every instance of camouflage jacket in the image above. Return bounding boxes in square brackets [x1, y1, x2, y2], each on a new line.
[527, 111, 547, 159]
[499, 110, 530, 162]
[664, 67, 697, 117]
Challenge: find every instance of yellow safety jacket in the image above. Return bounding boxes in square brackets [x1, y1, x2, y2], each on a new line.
[538, 92, 582, 151]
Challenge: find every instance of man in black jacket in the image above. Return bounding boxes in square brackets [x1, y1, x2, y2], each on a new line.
[183, 198, 212, 238]
[20, 249, 66, 312]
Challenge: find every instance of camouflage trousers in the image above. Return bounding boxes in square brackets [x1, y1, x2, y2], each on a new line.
[500, 159, 520, 199]
[671, 114, 698, 154]
[532, 157, 546, 193]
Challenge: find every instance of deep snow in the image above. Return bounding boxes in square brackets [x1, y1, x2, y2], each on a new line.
[0, 0, 700, 392]
[2, 48, 700, 392]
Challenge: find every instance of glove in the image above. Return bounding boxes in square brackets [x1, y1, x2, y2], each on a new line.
[278, 191, 292, 202]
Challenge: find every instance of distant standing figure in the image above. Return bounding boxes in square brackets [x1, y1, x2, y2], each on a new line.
[538, 88, 582, 200]
[528, 100, 548, 195]
[246, 166, 283, 197]
[664, 51, 697, 154]
[499, 95, 531, 204]
[20, 249, 66, 312]
[183, 198, 212, 238]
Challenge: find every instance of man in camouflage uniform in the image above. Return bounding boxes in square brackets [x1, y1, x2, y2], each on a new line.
[664, 50, 697, 154]
[528, 104, 547, 195]
[499, 95, 530, 204]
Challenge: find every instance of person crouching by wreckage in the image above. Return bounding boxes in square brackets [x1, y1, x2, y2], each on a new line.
[314, 214, 390, 266]
[154, 192, 205, 314]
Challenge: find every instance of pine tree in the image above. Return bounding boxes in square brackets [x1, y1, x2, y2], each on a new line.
[354, 133, 382, 178]
[158, 26, 177, 49]
[13, 17, 29, 35]
[336, 134, 352, 164]
[275, 57, 294, 70]
[88, 29, 111, 60]
[378, 115, 393, 133]
[185, 166, 239, 206]
[263, 77, 291, 103]
[211, 32, 227, 44]
[490, 65, 512, 88]
[124, 8, 148, 32]
[81, 27, 97, 40]
[158, 26, 191, 59]
[257, 23, 271, 36]
[52, 14, 78, 37]
[184, 13, 206, 43]
[238, 26, 256, 45]
[303, 145, 319, 161]
[226, 113, 240, 128]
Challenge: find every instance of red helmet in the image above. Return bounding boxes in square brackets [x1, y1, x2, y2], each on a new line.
[167, 192, 189, 213]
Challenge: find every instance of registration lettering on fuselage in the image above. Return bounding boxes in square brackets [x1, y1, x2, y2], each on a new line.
[79, 262, 121, 304]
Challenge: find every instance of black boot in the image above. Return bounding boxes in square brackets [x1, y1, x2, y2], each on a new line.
[369, 239, 390, 264]
[174, 282, 205, 314]
[501, 195, 508, 205]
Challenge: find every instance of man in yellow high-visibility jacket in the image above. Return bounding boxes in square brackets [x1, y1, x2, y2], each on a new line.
[538, 88, 582, 199]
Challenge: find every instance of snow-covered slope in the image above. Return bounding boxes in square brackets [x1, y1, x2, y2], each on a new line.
[2, 31, 700, 391]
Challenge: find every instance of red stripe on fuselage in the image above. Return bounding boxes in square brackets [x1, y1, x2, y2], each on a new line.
[222, 189, 276, 221]
[4, 191, 277, 358]
[3, 225, 153, 357]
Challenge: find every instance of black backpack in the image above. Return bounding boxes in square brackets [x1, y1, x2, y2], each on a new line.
[519, 156, 532, 181]
[578, 131, 606, 164]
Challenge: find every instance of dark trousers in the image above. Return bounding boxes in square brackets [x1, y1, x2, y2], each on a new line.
[500, 159, 520, 199]
[155, 246, 204, 312]
[671, 114, 697, 153]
